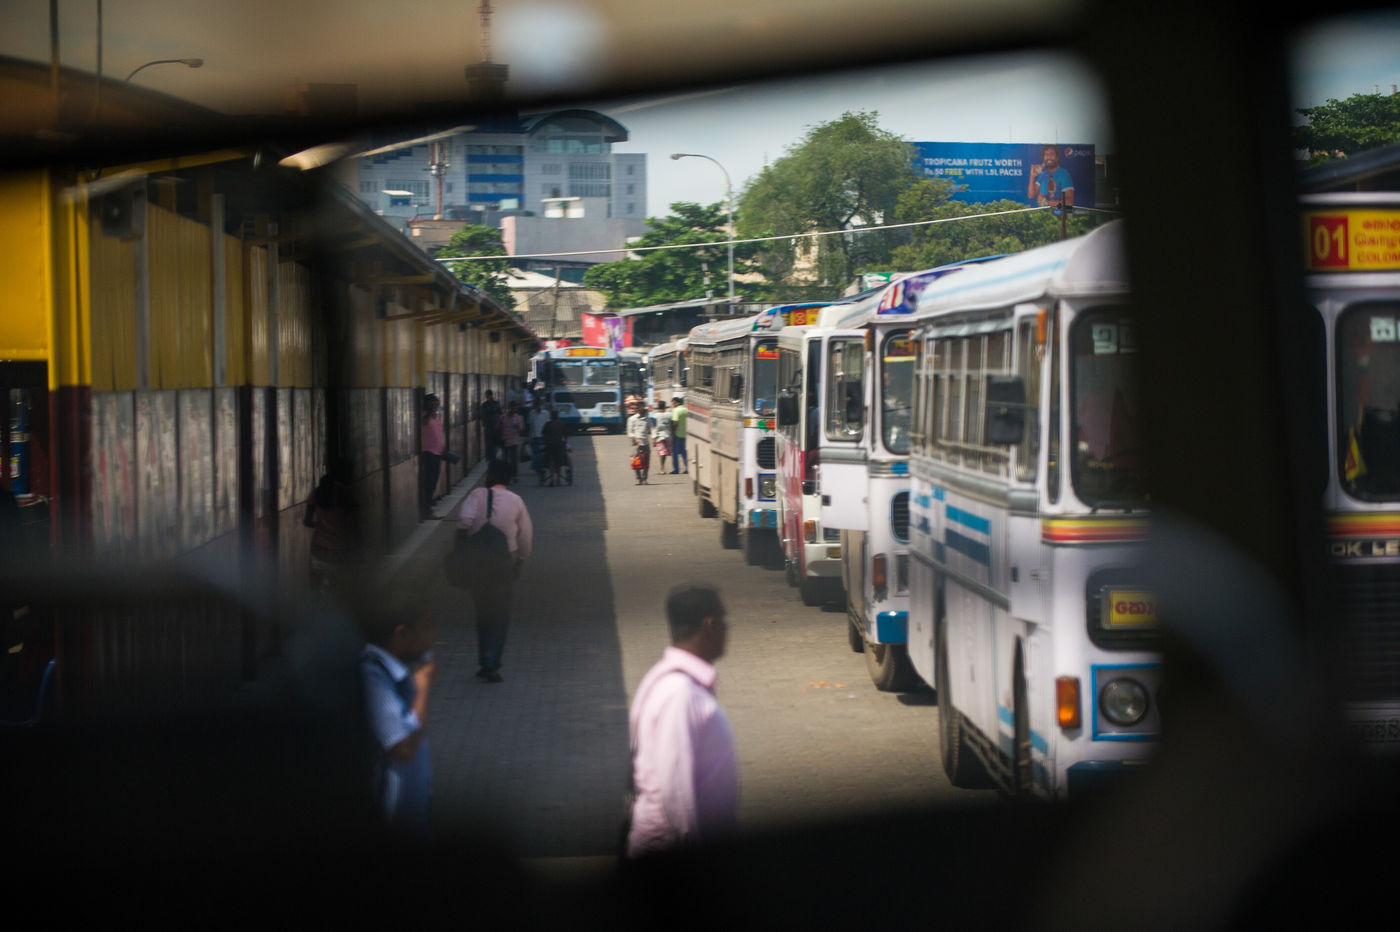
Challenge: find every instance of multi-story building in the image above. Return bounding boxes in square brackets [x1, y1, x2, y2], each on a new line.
[352, 109, 647, 256]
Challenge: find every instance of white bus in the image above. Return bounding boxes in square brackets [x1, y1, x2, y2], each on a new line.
[774, 306, 847, 605]
[647, 339, 688, 408]
[905, 222, 1160, 798]
[817, 265, 992, 689]
[1302, 192, 1400, 753]
[687, 305, 822, 561]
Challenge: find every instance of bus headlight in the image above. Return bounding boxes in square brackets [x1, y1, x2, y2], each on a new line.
[759, 475, 776, 499]
[1100, 678, 1149, 726]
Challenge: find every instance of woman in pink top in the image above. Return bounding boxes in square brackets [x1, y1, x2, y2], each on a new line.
[419, 394, 446, 520]
[456, 458, 533, 682]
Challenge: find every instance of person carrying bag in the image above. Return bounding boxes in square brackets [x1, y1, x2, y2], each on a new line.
[446, 459, 533, 683]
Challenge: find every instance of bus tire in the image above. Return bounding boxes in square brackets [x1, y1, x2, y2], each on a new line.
[937, 610, 990, 788]
[864, 640, 918, 692]
[799, 576, 828, 607]
[719, 519, 739, 549]
[1012, 649, 1033, 799]
[848, 619, 865, 653]
[740, 525, 766, 565]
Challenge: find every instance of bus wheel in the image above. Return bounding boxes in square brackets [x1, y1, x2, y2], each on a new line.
[1012, 650, 1033, 799]
[847, 619, 865, 653]
[740, 525, 766, 565]
[799, 576, 829, 607]
[937, 612, 990, 788]
[719, 519, 739, 549]
[864, 640, 918, 692]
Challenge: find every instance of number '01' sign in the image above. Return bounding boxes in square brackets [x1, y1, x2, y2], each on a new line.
[1308, 214, 1349, 270]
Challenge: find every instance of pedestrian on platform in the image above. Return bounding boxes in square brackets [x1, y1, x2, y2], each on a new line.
[419, 393, 446, 519]
[625, 584, 738, 857]
[479, 389, 502, 463]
[303, 458, 361, 593]
[501, 401, 525, 484]
[456, 458, 533, 682]
[627, 398, 651, 484]
[670, 396, 688, 474]
[360, 592, 438, 837]
[527, 397, 551, 480]
[651, 400, 672, 475]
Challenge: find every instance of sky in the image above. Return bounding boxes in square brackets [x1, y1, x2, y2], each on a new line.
[2, 3, 1398, 219]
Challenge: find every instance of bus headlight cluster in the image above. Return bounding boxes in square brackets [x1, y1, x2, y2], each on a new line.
[1099, 678, 1149, 726]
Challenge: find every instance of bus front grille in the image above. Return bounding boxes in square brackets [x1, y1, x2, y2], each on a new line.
[1330, 563, 1400, 702]
[757, 438, 776, 469]
[891, 491, 910, 542]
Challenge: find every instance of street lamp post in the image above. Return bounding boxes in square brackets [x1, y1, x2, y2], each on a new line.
[124, 58, 203, 83]
[670, 152, 735, 311]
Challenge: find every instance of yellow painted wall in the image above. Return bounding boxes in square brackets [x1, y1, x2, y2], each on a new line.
[0, 171, 52, 361]
[277, 260, 312, 387]
[223, 235, 245, 385]
[245, 244, 270, 386]
[147, 205, 213, 388]
[88, 222, 138, 391]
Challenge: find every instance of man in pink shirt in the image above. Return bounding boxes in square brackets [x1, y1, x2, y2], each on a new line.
[456, 458, 533, 683]
[626, 585, 738, 857]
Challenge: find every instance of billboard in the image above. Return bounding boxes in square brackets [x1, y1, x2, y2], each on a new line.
[913, 142, 1096, 208]
[580, 312, 634, 349]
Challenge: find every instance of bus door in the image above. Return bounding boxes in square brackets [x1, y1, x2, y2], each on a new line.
[820, 330, 869, 531]
[1007, 303, 1051, 622]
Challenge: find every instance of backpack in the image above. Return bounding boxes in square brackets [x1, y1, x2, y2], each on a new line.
[443, 489, 513, 589]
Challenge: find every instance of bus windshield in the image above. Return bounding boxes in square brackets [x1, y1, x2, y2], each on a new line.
[753, 341, 779, 415]
[881, 330, 916, 455]
[554, 359, 619, 387]
[1337, 303, 1400, 500]
[1070, 308, 1147, 507]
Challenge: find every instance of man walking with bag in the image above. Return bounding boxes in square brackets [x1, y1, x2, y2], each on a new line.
[456, 459, 532, 683]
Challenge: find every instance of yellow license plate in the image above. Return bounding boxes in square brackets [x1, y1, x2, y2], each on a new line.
[826, 547, 842, 559]
[1105, 589, 1157, 627]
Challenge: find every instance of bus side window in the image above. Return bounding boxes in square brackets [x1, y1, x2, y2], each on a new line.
[827, 339, 865, 441]
[1047, 308, 1062, 503]
[1016, 319, 1042, 483]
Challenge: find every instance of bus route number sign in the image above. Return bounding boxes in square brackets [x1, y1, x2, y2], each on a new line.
[1105, 589, 1157, 628]
[1304, 209, 1400, 272]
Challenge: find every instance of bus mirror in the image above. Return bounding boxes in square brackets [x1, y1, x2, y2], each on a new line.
[985, 375, 1027, 445]
[777, 391, 799, 426]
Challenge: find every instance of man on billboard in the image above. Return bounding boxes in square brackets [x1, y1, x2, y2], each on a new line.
[1028, 145, 1075, 209]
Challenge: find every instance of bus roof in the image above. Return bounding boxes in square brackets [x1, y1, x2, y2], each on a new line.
[820, 257, 1007, 331]
[912, 221, 1126, 319]
[686, 302, 832, 345]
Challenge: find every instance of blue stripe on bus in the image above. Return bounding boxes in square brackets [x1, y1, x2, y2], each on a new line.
[946, 505, 991, 535]
[945, 529, 990, 566]
[891, 461, 908, 476]
[996, 704, 1049, 755]
[932, 486, 946, 501]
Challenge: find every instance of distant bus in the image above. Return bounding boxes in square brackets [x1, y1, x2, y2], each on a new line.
[687, 305, 827, 561]
[906, 222, 1161, 798]
[1302, 192, 1400, 753]
[647, 339, 688, 408]
[529, 346, 627, 432]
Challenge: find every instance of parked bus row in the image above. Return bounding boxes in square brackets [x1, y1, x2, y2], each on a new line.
[664, 224, 1159, 799]
[659, 194, 1400, 798]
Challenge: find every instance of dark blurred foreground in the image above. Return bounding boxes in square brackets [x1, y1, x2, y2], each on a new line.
[2, 562, 1397, 930]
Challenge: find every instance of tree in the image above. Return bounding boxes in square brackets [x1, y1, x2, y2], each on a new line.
[583, 202, 757, 309]
[738, 111, 921, 287]
[1294, 91, 1400, 164]
[434, 225, 516, 312]
[875, 179, 1096, 272]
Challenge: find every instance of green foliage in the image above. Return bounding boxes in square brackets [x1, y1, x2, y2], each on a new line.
[435, 225, 516, 312]
[873, 180, 1095, 271]
[738, 111, 922, 287]
[582, 202, 757, 309]
[1294, 92, 1400, 165]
